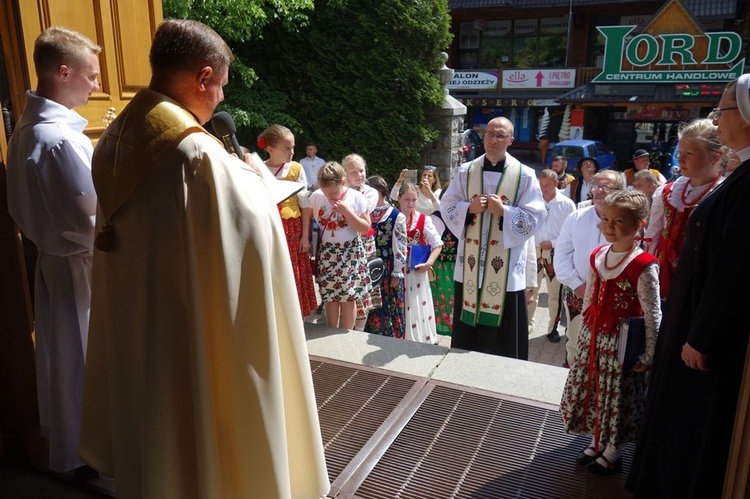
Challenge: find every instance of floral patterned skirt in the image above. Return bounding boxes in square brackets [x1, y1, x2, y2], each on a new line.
[430, 260, 455, 336]
[316, 237, 371, 303]
[559, 323, 649, 448]
[365, 276, 405, 338]
[281, 216, 318, 317]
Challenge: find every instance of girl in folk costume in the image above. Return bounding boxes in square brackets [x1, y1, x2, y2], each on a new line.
[342, 154, 382, 331]
[308, 162, 372, 329]
[389, 165, 442, 215]
[364, 176, 407, 338]
[429, 181, 459, 336]
[560, 190, 661, 475]
[258, 124, 318, 317]
[643, 118, 724, 299]
[398, 182, 443, 344]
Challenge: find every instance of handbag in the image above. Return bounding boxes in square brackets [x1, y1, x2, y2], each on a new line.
[368, 257, 385, 287]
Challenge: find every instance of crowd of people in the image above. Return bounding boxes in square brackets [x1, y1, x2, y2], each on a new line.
[6, 18, 750, 499]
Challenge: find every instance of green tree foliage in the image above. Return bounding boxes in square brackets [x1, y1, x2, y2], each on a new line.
[240, 0, 451, 181]
[164, 0, 452, 182]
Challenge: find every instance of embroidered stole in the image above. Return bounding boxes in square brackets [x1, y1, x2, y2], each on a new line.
[461, 157, 522, 327]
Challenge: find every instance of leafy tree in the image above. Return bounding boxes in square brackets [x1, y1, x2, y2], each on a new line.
[164, 0, 452, 182]
[240, 0, 451, 181]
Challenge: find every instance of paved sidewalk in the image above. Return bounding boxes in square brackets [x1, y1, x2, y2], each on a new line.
[309, 277, 569, 369]
[434, 277, 568, 368]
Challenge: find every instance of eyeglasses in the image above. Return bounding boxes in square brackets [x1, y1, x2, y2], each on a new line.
[486, 131, 512, 140]
[590, 184, 615, 194]
[711, 106, 739, 119]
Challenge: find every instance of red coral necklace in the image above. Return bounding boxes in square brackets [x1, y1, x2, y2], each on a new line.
[604, 243, 637, 271]
[680, 175, 720, 207]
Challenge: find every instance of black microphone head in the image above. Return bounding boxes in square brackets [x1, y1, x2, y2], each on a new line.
[211, 111, 236, 136]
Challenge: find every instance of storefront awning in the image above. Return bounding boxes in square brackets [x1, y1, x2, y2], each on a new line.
[452, 92, 563, 106]
[449, 0, 736, 18]
[556, 84, 721, 106]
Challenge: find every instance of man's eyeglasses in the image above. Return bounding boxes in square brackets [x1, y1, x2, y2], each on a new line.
[590, 185, 615, 194]
[486, 131, 512, 140]
[711, 106, 739, 119]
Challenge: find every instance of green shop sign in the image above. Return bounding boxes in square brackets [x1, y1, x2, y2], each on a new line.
[593, 26, 744, 83]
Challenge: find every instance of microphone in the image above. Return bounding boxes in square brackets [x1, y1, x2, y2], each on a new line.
[211, 111, 243, 157]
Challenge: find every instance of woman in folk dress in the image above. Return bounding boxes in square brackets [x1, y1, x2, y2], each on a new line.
[364, 176, 407, 338]
[308, 162, 372, 329]
[560, 190, 661, 475]
[257, 124, 317, 316]
[397, 182, 443, 344]
[342, 153, 381, 331]
[644, 118, 724, 299]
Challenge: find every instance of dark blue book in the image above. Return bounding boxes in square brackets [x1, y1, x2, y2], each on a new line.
[618, 317, 646, 371]
[409, 245, 431, 269]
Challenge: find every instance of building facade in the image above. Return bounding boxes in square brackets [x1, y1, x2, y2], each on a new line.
[448, 0, 748, 167]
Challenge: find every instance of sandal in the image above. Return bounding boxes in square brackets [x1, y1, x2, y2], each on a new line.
[576, 445, 603, 466]
[587, 454, 622, 475]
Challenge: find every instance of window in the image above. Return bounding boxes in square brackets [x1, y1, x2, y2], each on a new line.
[460, 17, 568, 69]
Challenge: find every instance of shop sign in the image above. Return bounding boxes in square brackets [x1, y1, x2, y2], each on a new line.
[540, 17, 568, 35]
[625, 105, 698, 121]
[502, 69, 576, 89]
[448, 70, 499, 90]
[484, 20, 512, 38]
[514, 19, 538, 36]
[593, 26, 743, 83]
[458, 97, 561, 108]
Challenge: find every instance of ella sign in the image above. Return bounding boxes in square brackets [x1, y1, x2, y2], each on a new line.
[593, 25, 744, 83]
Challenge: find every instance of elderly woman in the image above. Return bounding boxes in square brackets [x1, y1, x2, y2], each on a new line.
[628, 76, 750, 498]
[390, 165, 441, 215]
[643, 118, 724, 299]
[569, 156, 599, 205]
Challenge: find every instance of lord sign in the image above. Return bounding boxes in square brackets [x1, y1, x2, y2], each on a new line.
[593, 25, 744, 83]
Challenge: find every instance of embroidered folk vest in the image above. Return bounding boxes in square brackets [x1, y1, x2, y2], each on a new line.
[277, 162, 302, 219]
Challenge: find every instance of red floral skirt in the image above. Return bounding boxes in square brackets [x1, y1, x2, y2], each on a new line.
[281, 216, 318, 317]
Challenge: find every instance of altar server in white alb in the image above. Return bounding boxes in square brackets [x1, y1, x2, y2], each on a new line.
[441, 116, 546, 360]
[6, 26, 100, 475]
[79, 19, 329, 499]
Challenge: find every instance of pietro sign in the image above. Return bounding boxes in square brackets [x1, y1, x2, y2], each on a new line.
[593, 26, 744, 83]
[502, 69, 576, 89]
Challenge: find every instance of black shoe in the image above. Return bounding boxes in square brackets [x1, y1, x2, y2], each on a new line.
[576, 446, 603, 466]
[547, 329, 561, 343]
[587, 455, 622, 475]
[73, 465, 99, 480]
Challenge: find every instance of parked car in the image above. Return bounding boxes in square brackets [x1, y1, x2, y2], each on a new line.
[461, 128, 485, 162]
[545, 139, 617, 173]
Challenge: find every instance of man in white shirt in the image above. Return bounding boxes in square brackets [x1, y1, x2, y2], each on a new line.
[554, 170, 626, 366]
[6, 26, 101, 477]
[442, 116, 546, 360]
[299, 142, 326, 188]
[528, 169, 576, 342]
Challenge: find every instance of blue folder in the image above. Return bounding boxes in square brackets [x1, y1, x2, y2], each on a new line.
[618, 317, 646, 371]
[409, 245, 431, 269]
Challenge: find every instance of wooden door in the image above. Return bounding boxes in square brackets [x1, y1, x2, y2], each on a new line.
[0, 0, 161, 465]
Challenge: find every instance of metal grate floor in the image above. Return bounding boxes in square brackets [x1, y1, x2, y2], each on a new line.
[311, 358, 634, 499]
